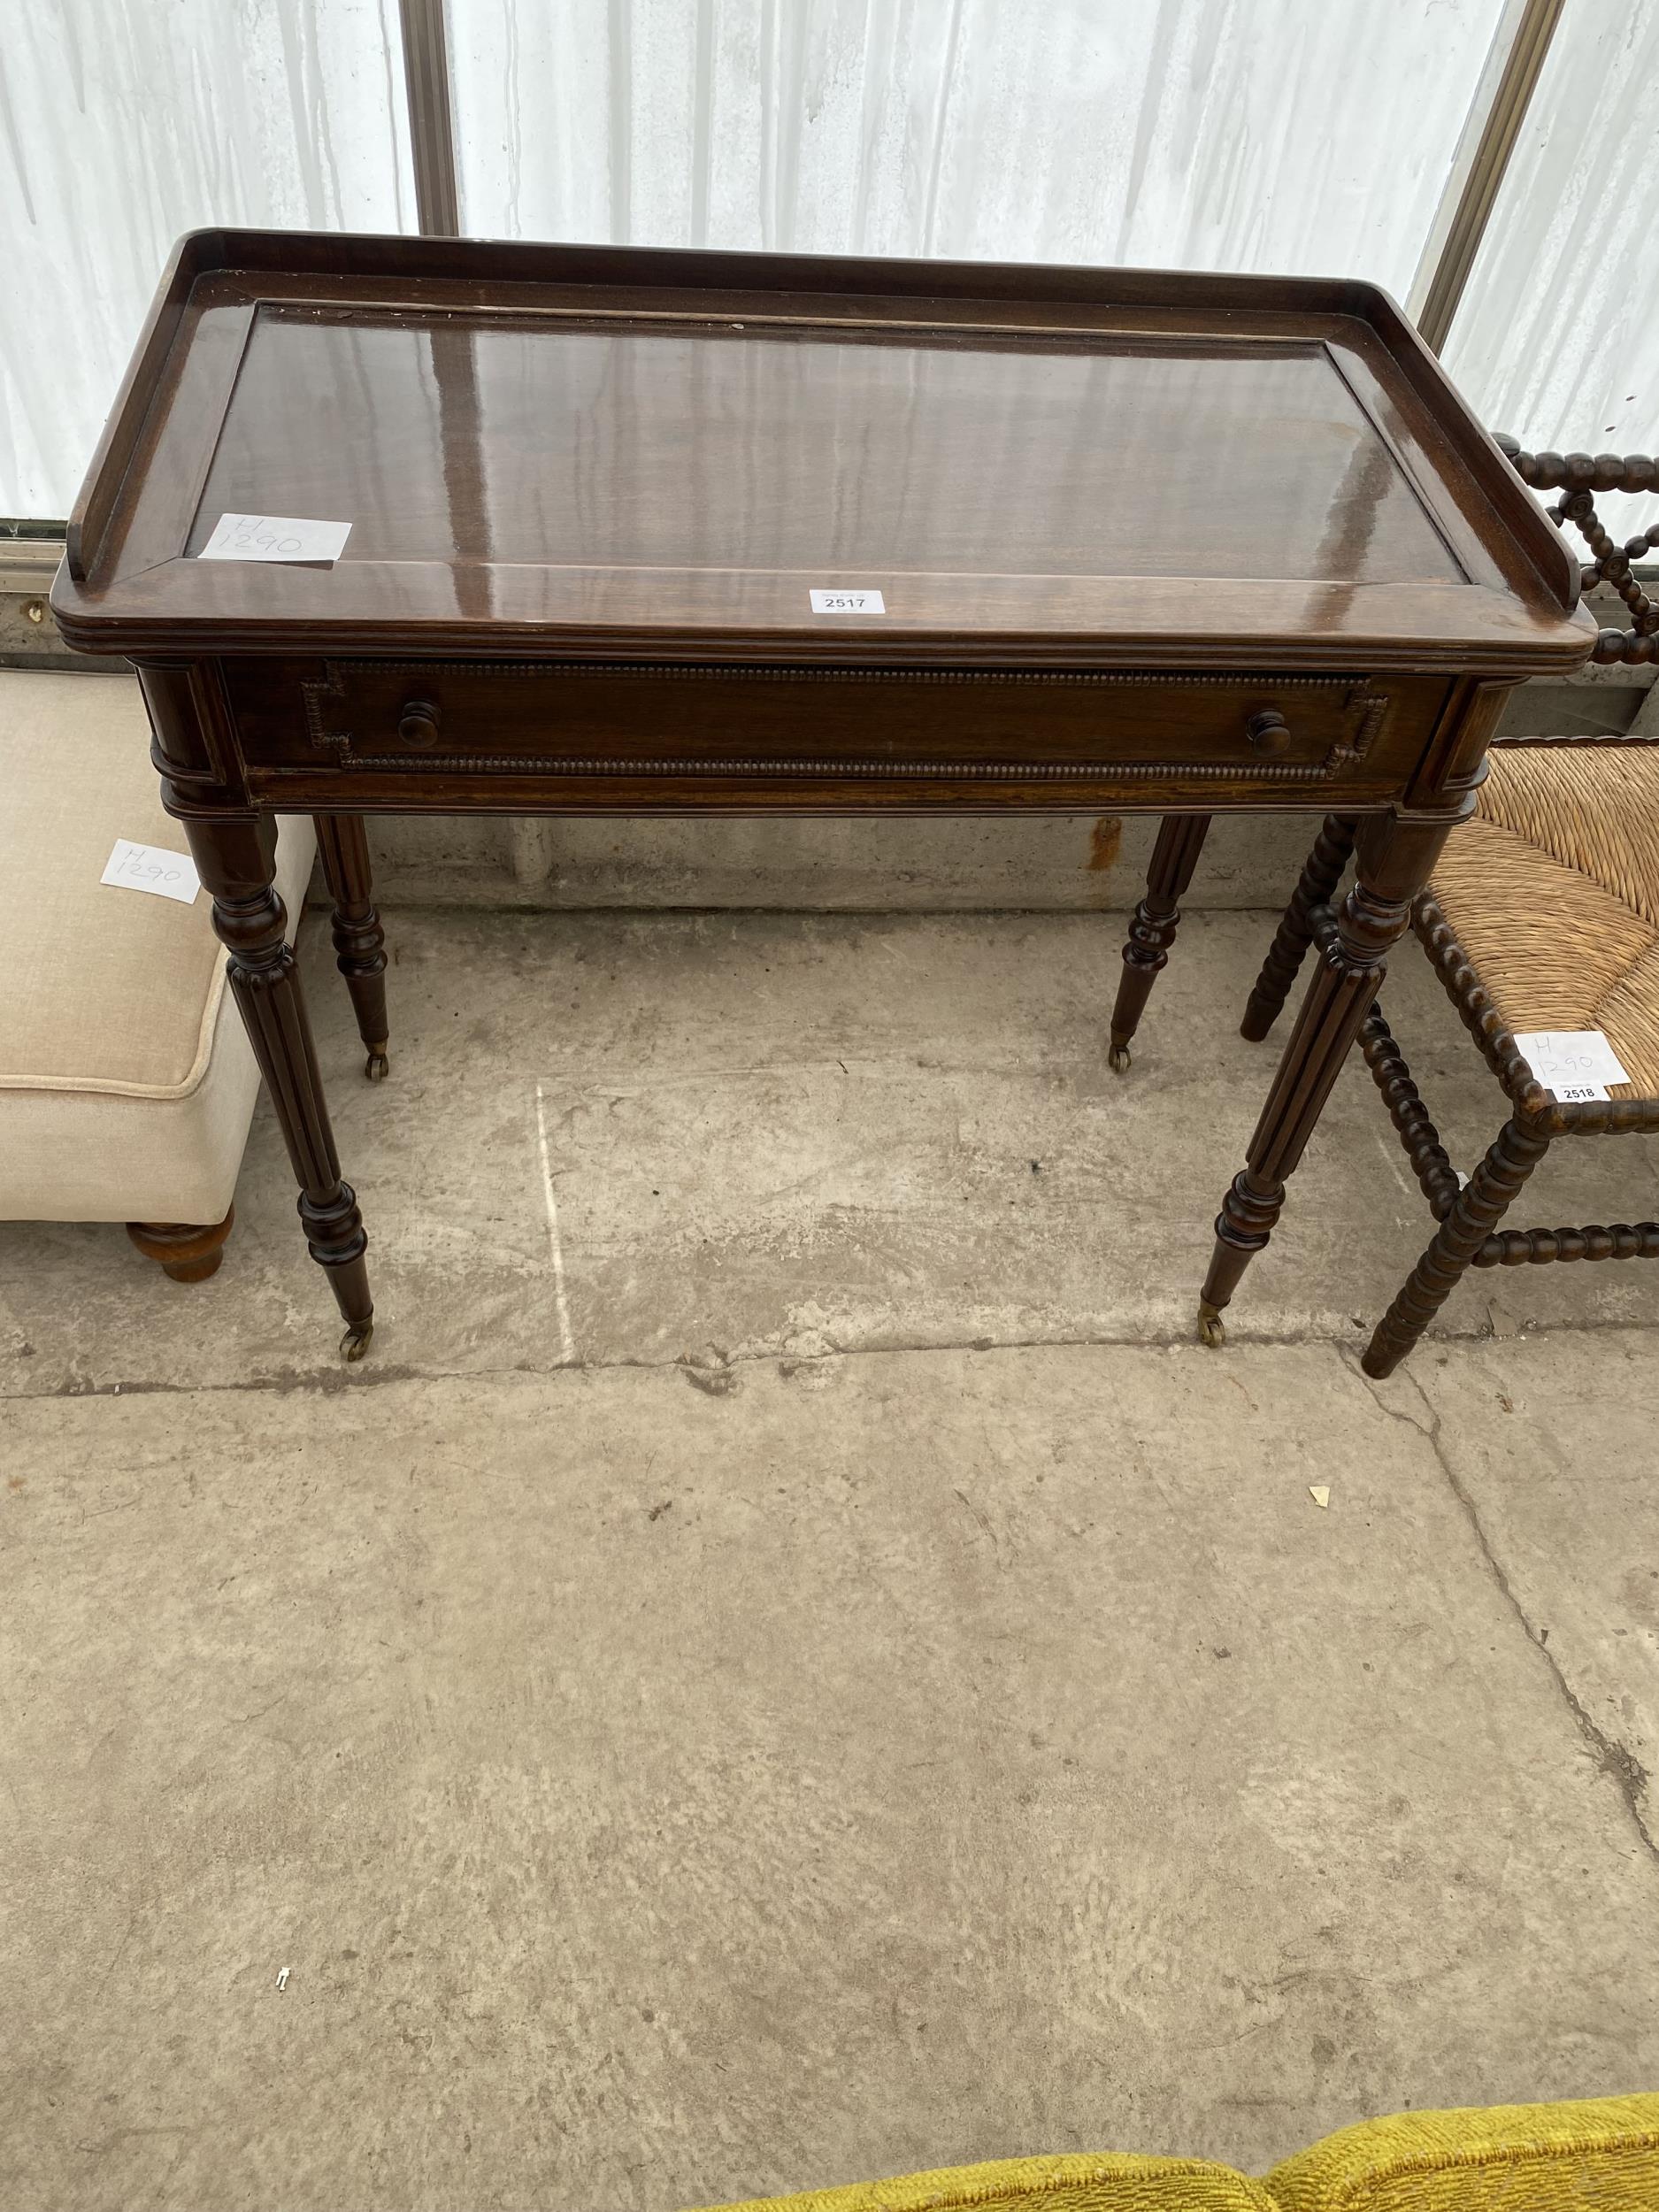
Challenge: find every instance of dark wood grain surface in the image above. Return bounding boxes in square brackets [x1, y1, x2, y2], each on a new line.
[193, 315, 1457, 581]
[218, 657, 1445, 817]
[53, 230, 1589, 672]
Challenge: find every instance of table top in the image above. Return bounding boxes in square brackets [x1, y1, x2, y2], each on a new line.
[53, 230, 1590, 673]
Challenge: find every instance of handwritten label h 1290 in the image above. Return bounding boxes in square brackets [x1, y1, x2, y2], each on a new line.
[1514, 1028, 1631, 1103]
[199, 512, 353, 565]
[100, 839, 201, 904]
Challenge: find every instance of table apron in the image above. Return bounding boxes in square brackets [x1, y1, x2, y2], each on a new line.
[219, 657, 1454, 815]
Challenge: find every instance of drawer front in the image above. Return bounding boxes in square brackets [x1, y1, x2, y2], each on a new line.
[225, 657, 1448, 810]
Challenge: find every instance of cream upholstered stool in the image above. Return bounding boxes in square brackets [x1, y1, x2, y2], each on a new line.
[0, 671, 319, 1282]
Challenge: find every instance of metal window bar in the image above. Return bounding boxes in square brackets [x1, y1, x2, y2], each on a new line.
[397, 0, 461, 236]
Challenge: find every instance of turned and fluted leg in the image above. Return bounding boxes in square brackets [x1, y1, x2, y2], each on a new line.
[1109, 813, 1211, 1071]
[1362, 1116, 1550, 1378]
[127, 1208, 234, 1284]
[1240, 813, 1357, 1042]
[1198, 812, 1453, 1345]
[313, 813, 390, 1080]
[185, 816, 374, 1360]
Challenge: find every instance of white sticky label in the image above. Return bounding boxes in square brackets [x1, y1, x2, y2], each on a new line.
[198, 512, 353, 565]
[101, 839, 200, 904]
[1514, 1029, 1630, 1102]
[809, 588, 886, 615]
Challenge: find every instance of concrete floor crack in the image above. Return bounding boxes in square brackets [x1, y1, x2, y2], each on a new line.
[13, 1304, 1659, 1404]
[1344, 1348, 1658, 1870]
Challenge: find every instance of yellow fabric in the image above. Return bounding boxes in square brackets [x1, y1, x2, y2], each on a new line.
[690, 2154, 1273, 2212]
[1267, 2093, 1659, 2209]
[693, 2097, 1659, 2212]
[1429, 747, 1659, 1096]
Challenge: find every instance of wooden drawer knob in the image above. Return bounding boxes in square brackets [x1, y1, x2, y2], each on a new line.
[397, 698, 441, 749]
[1246, 709, 1290, 756]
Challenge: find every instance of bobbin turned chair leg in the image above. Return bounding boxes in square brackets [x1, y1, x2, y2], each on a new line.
[1363, 1115, 1550, 1378]
[314, 813, 390, 1081]
[1109, 813, 1211, 1071]
[1357, 1002, 1460, 1217]
[1307, 902, 1460, 1218]
[1241, 814, 1358, 1042]
[127, 1207, 235, 1284]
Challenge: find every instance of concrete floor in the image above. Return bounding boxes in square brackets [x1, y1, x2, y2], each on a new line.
[4, 910, 1658, 2211]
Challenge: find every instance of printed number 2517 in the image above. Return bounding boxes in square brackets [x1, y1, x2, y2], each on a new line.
[809, 588, 887, 614]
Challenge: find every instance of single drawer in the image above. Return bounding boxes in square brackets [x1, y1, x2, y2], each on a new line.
[226, 657, 1448, 809]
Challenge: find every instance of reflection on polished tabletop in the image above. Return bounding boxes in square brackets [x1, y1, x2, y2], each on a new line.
[56, 233, 1585, 664]
[190, 312, 1462, 588]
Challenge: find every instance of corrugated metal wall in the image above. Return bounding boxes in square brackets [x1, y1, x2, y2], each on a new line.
[1, 0, 1653, 520]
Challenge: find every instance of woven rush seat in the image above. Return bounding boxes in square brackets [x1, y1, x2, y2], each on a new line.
[1429, 745, 1659, 1097]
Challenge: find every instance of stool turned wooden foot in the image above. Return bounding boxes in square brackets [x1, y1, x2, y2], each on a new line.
[1241, 814, 1357, 1041]
[314, 813, 390, 1081]
[1109, 814, 1210, 1070]
[127, 1206, 234, 1283]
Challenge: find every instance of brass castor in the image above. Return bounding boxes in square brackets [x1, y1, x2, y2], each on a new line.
[1109, 1039, 1132, 1073]
[340, 1318, 375, 1363]
[365, 1044, 390, 1082]
[1197, 1298, 1226, 1348]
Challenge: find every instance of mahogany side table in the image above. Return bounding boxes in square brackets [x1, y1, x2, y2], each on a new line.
[51, 230, 1592, 1358]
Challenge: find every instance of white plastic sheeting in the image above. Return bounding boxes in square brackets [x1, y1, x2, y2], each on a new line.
[447, 0, 1503, 283]
[1441, 5, 1659, 548]
[4, 0, 1655, 527]
[1, 1, 414, 517]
